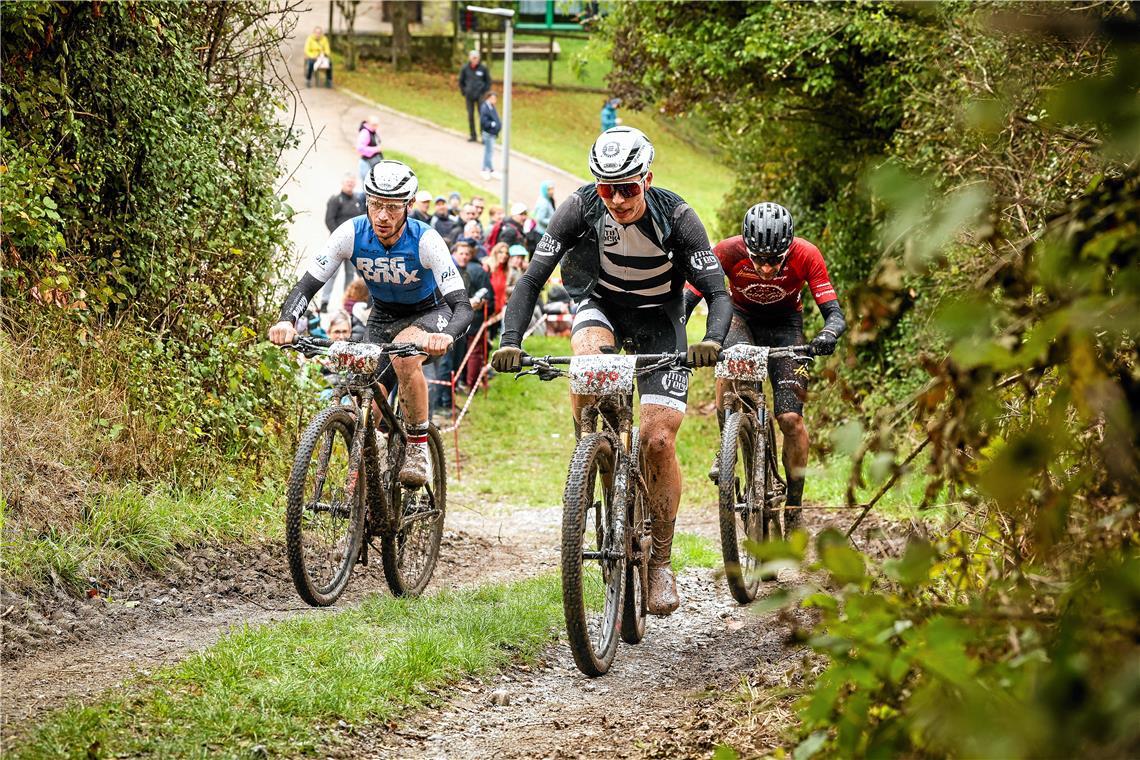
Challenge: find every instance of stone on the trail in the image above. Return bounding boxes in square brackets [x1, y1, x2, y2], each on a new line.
[490, 689, 510, 706]
[250, 744, 268, 758]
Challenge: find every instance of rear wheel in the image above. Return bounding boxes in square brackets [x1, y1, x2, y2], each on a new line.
[286, 406, 366, 606]
[382, 425, 447, 597]
[562, 433, 624, 676]
[719, 411, 765, 603]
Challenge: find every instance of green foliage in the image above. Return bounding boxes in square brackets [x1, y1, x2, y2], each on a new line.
[0, 2, 307, 527]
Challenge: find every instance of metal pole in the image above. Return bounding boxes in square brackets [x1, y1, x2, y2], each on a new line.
[466, 6, 515, 207]
[500, 17, 513, 208]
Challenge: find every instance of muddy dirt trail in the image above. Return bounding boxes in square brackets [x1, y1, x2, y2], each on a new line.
[0, 500, 559, 738]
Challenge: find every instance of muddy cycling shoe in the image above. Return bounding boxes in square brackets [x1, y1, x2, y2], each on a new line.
[708, 453, 720, 483]
[646, 564, 680, 616]
[399, 442, 430, 488]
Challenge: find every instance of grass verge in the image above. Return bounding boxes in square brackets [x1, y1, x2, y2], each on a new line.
[0, 478, 282, 592]
[337, 61, 733, 233]
[11, 574, 572, 758]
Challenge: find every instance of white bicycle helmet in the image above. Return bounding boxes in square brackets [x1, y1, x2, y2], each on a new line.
[588, 126, 654, 181]
[364, 160, 418, 201]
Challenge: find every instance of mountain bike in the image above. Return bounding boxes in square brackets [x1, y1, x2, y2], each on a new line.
[280, 337, 447, 606]
[518, 348, 691, 677]
[715, 344, 815, 604]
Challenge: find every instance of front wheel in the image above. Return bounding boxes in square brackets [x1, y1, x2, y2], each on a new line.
[718, 410, 765, 603]
[621, 433, 647, 645]
[286, 406, 367, 606]
[562, 433, 625, 676]
[382, 425, 447, 597]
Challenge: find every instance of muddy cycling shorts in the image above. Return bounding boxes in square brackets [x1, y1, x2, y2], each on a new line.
[724, 309, 807, 417]
[570, 296, 689, 413]
[365, 301, 454, 382]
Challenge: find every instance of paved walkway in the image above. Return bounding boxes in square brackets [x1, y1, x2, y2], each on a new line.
[278, 1, 585, 300]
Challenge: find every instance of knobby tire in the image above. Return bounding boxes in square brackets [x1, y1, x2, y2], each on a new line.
[562, 432, 624, 676]
[286, 406, 366, 607]
[381, 424, 447, 597]
[719, 410, 765, 603]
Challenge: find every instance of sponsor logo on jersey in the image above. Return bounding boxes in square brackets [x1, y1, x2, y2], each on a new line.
[535, 235, 561, 256]
[662, 370, 689, 397]
[602, 224, 620, 247]
[440, 268, 455, 281]
[356, 256, 421, 285]
[436, 314, 448, 331]
[315, 255, 330, 268]
[794, 364, 810, 379]
[740, 281, 791, 305]
[690, 249, 718, 271]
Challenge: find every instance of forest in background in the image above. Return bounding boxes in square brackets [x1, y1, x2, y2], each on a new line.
[604, 2, 1138, 756]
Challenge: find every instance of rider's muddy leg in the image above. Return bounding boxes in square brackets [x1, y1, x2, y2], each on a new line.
[569, 325, 614, 427]
[777, 411, 808, 526]
[640, 404, 684, 615]
[392, 325, 431, 487]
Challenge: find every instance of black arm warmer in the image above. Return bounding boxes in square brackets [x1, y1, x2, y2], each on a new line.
[702, 289, 733, 345]
[817, 298, 847, 339]
[278, 273, 324, 323]
[442, 289, 475, 340]
[681, 287, 702, 321]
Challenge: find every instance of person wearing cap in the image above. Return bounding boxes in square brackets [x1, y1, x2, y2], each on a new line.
[600, 97, 622, 132]
[410, 190, 432, 223]
[268, 160, 475, 489]
[458, 50, 491, 142]
[491, 127, 732, 616]
[496, 202, 529, 250]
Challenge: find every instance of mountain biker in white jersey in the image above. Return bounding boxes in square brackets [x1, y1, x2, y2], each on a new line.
[491, 127, 734, 615]
[268, 160, 474, 488]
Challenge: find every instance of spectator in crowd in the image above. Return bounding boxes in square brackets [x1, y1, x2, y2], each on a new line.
[506, 244, 529, 299]
[533, 180, 556, 235]
[464, 222, 488, 260]
[410, 190, 432, 223]
[304, 27, 332, 88]
[327, 311, 353, 342]
[458, 50, 492, 142]
[470, 196, 487, 229]
[479, 92, 502, 180]
[341, 277, 370, 338]
[496, 202, 529, 249]
[356, 116, 383, 190]
[430, 196, 460, 241]
[447, 191, 463, 216]
[318, 174, 365, 312]
[487, 242, 511, 327]
[600, 97, 621, 132]
[452, 240, 495, 392]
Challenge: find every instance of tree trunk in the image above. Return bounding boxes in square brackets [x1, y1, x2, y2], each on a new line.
[335, 0, 359, 71]
[390, 1, 411, 71]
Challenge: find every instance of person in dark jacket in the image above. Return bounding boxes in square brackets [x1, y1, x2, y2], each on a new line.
[319, 174, 365, 311]
[458, 50, 492, 141]
[479, 92, 501, 179]
[452, 240, 495, 391]
[430, 196, 461, 242]
[410, 190, 432, 223]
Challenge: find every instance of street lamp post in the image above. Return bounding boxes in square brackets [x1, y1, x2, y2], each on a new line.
[465, 5, 514, 208]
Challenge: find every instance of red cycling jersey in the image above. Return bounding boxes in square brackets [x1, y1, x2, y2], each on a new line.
[688, 235, 837, 315]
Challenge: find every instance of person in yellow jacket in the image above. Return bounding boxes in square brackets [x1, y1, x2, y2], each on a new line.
[304, 27, 332, 88]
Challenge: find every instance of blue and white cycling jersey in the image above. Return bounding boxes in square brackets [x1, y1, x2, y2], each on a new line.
[306, 216, 464, 312]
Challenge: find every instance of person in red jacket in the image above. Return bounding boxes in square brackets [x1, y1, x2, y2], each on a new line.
[684, 202, 846, 526]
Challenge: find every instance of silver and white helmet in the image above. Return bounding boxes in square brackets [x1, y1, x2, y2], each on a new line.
[363, 160, 418, 201]
[588, 126, 654, 182]
[742, 202, 795, 257]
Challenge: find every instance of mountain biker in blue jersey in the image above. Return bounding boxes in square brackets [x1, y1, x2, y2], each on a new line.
[490, 127, 734, 616]
[268, 160, 474, 487]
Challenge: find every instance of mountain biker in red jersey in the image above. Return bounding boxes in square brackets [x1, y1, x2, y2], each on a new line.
[683, 202, 846, 527]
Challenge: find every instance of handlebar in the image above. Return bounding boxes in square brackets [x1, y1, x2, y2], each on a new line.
[279, 336, 425, 359]
[517, 345, 815, 369]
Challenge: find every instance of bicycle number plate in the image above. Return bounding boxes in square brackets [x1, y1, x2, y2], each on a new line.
[715, 345, 769, 381]
[569, 354, 636, 396]
[328, 341, 386, 374]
